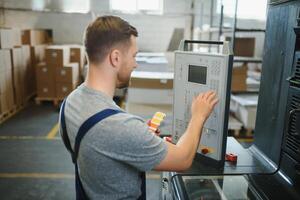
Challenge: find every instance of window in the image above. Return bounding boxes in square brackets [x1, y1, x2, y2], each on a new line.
[110, 0, 163, 14]
[60, 0, 90, 13]
[217, 0, 267, 20]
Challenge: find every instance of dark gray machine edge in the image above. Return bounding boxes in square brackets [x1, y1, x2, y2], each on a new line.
[195, 54, 234, 168]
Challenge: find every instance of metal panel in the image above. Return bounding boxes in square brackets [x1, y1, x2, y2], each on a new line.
[254, 2, 298, 165]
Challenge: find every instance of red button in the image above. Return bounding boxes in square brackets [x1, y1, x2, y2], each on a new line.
[201, 148, 209, 154]
[225, 153, 237, 162]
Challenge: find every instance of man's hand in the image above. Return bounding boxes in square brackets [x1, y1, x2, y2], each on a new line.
[191, 90, 218, 123]
[147, 120, 161, 136]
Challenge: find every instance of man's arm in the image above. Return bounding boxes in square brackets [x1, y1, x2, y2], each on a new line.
[154, 91, 218, 171]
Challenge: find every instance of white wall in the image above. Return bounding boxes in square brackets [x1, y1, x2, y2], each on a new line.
[1, 0, 192, 52]
[1, 0, 267, 55]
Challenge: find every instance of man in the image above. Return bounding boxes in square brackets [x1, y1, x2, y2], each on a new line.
[60, 15, 218, 199]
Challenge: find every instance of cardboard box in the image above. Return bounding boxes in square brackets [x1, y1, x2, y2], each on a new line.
[36, 62, 55, 84]
[235, 37, 255, 57]
[231, 64, 247, 92]
[70, 45, 85, 75]
[0, 50, 15, 111]
[0, 93, 9, 114]
[0, 50, 5, 72]
[130, 78, 173, 89]
[2, 49, 12, 70]
[125, 102, 172, 116]
[232, 78, 247, 92]
[37, 82, 55, 98]
[11, 47, 26, 106]
[55, 82, 76, 99]
[0, 71, 6, 94]
[45, 46, 70, 68]
[5, 70, 14, 110]
[21, 45, 31, 69]
[127, 88, 173, 105]
[21, 45, 31, 99]
[0, 70, 13, 94]
[55, 63, 79, 84]
[11, 48, 23, 69]
[226, 37, 255, 57]
[21, 29, 48, 45]
[0, 28, 13, 49]
[12, 29, 22, 47]
[13, 67, 25, 106]
[30, 45, 46, 67]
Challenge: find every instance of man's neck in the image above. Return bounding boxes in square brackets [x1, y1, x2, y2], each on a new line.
[84, 64, 116, 98]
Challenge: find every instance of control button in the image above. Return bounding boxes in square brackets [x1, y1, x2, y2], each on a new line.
[225, 153, 238, 162]
[201, 148, 209, 154]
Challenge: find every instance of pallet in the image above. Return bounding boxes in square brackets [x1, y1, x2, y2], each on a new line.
[228, 115, 243, 137]
[0, 105, 25, 124]
[25, 92, 36, 102]
[0, 94, 35, 124]
[35, 97, 64, 107]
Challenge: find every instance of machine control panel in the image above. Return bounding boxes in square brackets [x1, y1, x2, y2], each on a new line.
[172, 44, 233, 165]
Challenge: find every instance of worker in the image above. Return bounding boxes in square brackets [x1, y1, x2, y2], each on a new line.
[59, 15, 218, 200]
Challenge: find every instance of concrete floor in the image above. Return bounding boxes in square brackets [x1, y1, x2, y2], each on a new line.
[0, 102, 161, 200]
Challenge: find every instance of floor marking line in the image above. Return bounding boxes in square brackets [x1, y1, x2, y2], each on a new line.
[46, 123, 59, 139]
[0, 136, 60, 140]
[0, 173, 74, 179]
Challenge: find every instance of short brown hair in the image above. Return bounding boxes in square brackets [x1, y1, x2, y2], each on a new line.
[84, 15, 138, 64]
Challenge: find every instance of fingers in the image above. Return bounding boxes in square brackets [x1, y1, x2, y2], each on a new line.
[207, 92, 217, 103]
[197, 90, 217, 101]
[211, 97, 219, 107]
[155, 128, 161, 136]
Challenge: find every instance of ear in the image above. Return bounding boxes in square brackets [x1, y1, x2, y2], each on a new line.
[109, 49, 121, 69]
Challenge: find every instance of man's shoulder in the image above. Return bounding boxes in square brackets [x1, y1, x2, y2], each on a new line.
[67, 85, 84, 101]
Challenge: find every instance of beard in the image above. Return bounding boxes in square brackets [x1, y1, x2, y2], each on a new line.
[116, 71, 131, 89]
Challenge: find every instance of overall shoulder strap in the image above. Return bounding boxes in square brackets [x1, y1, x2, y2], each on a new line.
[73, 108, 123, 161]
[60, 99, 123, 162]
[60, 100, 75, 161]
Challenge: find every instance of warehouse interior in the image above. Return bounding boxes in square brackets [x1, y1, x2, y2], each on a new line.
[0, 0, 300, 199]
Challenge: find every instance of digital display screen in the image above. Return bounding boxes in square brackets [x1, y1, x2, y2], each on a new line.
[188, 65, 207, 84]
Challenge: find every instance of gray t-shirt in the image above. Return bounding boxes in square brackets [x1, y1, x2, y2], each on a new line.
[60, 84, 167, 199]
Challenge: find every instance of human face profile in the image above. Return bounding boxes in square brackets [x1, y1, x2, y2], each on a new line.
[116, 36, 138, 89]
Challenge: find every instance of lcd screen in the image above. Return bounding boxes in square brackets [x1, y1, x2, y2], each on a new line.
[188, 65, 207, 84]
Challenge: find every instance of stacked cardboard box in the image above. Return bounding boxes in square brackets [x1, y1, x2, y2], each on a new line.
[21, 45, 35, 98]
[36, 62, 55, 98]
[0, 28, 19, 111]
[11, 47, 25, 107]
[69, 45, 85, 78]
[21, 29, 52, 45]
[20, 30, 50, 100]
[29, 45, 46, 95]
[0, 50, 15, 114]
[36, 45, 79, 99]
[0, 28, 22, 49]
[0, 27, 52, 116]
[55, 63, 79, 99]
[11, 45, 37, 107]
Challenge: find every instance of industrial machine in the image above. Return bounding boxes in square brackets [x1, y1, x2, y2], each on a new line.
[172, 40, 233, 166]
[161, 1, 300, 199]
